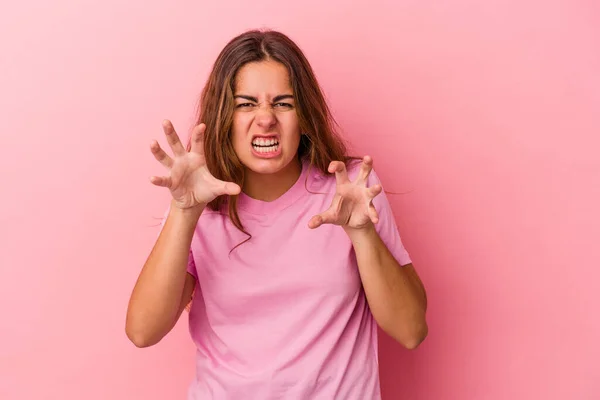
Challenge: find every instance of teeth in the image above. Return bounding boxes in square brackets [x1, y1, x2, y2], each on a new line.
[252, 137, 279, 146]
[252, 143, 279, 153]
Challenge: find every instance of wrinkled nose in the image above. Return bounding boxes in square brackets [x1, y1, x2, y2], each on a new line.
[255, 108, 277, 130]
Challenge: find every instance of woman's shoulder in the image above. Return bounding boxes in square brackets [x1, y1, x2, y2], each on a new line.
[197, 206, 229, 225]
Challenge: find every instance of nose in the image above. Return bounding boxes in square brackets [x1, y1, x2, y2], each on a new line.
[255, 107, 277, 130]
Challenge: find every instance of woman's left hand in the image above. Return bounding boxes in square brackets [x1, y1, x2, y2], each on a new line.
[308, 156, 382, 231]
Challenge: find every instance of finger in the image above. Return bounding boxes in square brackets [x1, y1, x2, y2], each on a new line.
[328, 161, 350, 184]
[219, 181, 242, 196]
[189, 123, 206, 155]
[368, 201, 380, 224]
[367, 184, 383, 199]
[149, 175, 172, 188]
[162, 119, 186, 156]
[308, 210, 336, 229]
[356, 155, 373, 185]
[150, 140, 173, 168]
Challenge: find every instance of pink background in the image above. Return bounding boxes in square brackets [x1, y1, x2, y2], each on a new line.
[1, 1, 599, 399]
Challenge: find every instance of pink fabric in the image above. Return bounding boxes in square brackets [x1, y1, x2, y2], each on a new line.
[182, 159, 411, 399]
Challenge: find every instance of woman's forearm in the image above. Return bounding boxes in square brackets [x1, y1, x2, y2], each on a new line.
[125, 201, 202, 347]
[346, 225, 428, 349]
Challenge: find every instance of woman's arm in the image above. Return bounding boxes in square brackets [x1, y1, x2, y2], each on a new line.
[346, 225, 428, 349]
[125, 201, 202, 348]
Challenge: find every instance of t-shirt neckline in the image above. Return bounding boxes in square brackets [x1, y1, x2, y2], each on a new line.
[236, 159, 310, 215]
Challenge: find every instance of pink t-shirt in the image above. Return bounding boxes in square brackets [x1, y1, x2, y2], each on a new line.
[181, 159, 411, 399]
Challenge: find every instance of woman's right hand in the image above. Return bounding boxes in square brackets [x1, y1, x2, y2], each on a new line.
[149, 120, 241, 210]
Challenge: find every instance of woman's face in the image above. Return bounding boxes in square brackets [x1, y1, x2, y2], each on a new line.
[231, 60, 301, 176]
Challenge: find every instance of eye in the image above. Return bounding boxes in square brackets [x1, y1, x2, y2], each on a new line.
[236, 103, 255, 108]
[274, 102, 293, 109]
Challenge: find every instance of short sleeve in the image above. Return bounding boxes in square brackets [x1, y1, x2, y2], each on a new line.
[158, 205, 199, 279]
[368, 169, 412, 267]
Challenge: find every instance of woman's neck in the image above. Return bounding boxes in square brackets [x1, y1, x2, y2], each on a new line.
[242, 158, 302, 202]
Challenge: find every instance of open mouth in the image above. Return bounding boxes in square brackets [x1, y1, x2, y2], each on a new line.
[251, 137, 280, 154]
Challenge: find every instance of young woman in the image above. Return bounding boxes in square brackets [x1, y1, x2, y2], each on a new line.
[126, 29, 428, 399]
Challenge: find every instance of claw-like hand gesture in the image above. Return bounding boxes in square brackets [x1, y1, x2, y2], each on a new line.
[149, 120, 241, 209]
[308, 156, 383, 230]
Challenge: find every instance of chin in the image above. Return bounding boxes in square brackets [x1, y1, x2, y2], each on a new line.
[240, 153, 297, 176]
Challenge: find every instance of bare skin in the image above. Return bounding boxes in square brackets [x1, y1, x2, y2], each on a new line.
[125, 121, 240, 347]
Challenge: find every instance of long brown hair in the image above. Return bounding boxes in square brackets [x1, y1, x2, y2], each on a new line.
[189, 29, 354, 239]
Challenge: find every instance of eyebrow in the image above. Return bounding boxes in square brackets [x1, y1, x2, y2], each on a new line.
[234, 94, 294, 103]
